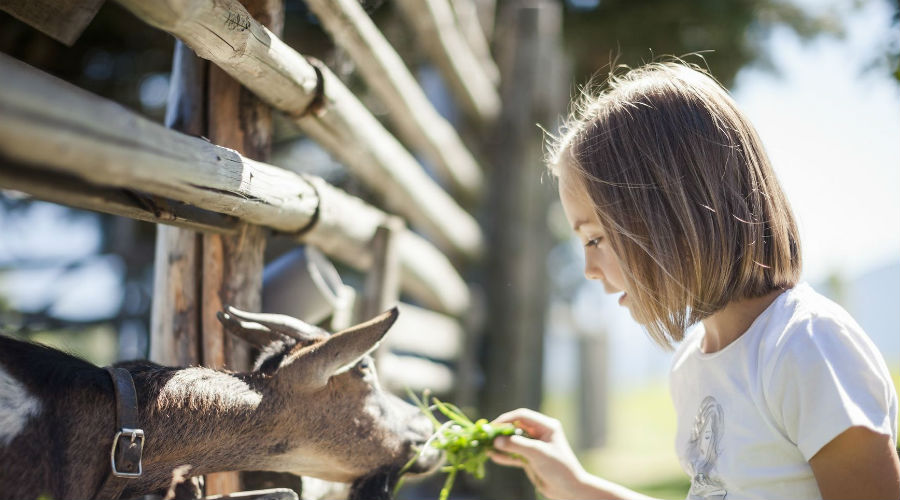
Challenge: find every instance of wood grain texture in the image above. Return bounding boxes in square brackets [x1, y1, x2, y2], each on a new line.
[394, 0, 500, 123]
[303, 0, 484, 198]
[0, 0, 104, 45]
[0, 53, 469, 316]
[113, 0, 483, 258]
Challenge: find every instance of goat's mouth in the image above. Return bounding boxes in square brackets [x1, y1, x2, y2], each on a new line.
[349, 466, 401, 500]
[348, 446, 443, 500]
[403, 441, 443, 475]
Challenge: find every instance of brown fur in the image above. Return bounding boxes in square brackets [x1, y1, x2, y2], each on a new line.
[0, 308, 440, 500]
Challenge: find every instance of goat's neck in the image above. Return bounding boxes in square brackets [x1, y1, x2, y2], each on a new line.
[123, 365, 282, 495]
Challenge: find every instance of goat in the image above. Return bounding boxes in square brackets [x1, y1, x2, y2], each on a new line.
[0, 307, 441, 499]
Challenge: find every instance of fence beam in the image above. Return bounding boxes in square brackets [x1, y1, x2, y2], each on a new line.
[112, 0, 483, 259]
[303, 0, 484, 199]
[394, 0, 501, 123]
[0, 54, 469, 316]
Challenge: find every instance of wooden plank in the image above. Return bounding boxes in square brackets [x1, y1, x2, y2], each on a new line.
[358, 217, 404, 322]
[0, 0, 104, 46]
[0, 53, 470, 316]
[112, 0, 483, 258]
[0, 53, 319, 233]
[449, 0, 500, 86]
[202, 1, 281, 491]
[303, 0, 484, 198]
[302, 177, 470, 316]
[150, 40, 207, 368]
[394, 0, 501, 123]
[0, 162, 239, 235]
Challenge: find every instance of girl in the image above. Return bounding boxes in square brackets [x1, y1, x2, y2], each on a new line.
[488, 62, 900, 499]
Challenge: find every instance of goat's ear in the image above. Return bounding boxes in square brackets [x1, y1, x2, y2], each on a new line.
[218, 306, 327, 348]
[290, 307, 398, 387]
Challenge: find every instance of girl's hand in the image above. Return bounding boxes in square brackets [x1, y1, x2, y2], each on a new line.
[487, 408, 591, 500]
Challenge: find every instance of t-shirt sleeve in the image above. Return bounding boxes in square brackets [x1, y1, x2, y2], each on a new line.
[763, 315, 898, 461]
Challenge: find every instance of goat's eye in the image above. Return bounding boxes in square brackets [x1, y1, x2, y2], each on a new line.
[356, 358, 371, 374]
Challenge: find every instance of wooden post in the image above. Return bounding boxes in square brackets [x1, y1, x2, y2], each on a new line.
[358, 217, 404, 371]
[577, 334, 608, 450]
[202, 0, 282, 494]
[150, 40, 206, 367]
[358, 217, 404, 322]
[479, 2, 565, 498]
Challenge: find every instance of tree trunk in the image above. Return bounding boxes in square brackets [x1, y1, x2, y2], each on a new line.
[479, 2, 565, 498]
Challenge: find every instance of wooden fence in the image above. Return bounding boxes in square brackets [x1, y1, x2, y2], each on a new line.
[0, 0, 500, 494]
[0, 0, 564, 497]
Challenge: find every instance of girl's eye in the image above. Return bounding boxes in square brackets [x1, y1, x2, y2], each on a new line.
[585, 237, 603, 248]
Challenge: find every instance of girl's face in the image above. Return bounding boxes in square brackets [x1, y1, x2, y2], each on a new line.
[558, 168, 631, 309]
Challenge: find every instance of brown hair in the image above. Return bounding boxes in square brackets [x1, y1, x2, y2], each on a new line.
[550, 61, 802, 348]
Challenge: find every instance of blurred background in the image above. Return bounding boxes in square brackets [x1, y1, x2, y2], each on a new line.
[1, 0, 897, 498]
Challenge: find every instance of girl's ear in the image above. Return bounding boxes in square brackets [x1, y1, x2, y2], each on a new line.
[282, 308, 399, 388]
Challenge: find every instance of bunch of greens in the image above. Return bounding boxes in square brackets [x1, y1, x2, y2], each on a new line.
[400, 391, 523, 500]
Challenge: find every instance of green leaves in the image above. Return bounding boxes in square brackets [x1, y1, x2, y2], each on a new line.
[404, 390, 522, 500]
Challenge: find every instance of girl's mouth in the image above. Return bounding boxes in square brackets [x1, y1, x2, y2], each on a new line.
[618, 292, 628, 305]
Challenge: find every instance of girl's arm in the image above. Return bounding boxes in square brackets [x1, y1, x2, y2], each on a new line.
[489, 408, 659, 500]
[809, 426, 900, 500]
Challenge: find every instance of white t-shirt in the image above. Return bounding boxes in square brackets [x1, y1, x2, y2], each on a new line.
[670, 283, 898, 500]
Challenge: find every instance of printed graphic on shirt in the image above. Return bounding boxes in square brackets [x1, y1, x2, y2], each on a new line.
[687, 396, 728, 500]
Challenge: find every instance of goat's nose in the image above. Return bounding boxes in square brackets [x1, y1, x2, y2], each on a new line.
[408, 412, 435, 441]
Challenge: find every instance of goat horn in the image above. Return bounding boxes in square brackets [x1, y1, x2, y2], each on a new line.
[216, 310, 282, 348]
[222, 306, 329, 342]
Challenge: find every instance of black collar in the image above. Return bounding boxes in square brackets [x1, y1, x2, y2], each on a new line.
[94, 366, 145, 500]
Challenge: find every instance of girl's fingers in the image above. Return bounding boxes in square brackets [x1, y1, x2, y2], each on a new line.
[487, 451, 524, 468]
[492, 408, 558, 439]
[493, 435, 548, 460]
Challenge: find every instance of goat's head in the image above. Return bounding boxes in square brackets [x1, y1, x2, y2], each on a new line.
[217, 306, 442, 485]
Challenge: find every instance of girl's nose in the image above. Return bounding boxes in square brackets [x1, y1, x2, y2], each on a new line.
[584, 263, 604, 281]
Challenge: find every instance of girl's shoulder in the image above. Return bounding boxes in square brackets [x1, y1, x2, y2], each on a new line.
[756, 284, 898, 460]
[759, 282, 872, 366]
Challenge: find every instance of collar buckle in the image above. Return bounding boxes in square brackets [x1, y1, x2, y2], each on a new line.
[110, 427, 144, 478]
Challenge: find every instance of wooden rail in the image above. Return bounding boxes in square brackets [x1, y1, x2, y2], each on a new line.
[112, 0, 483, 258]
[303, 0, 485, 198]
[394, 0, 501, 123]
[0, 54, 469, 316]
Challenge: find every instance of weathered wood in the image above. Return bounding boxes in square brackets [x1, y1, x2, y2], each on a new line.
[449, 0, 500, 86]
[151, 225, 203, 366]
[0, 0, 105, 45]
[0, 53, 469, 316]
[303, 176, 470, 316]
[472, 0, 496, 42]
[388, 302, 462, 361]
[112, 0, 483, 258]
[577, 335, 608, 450]
[302, 0, 484, 198]
[0, 54, 319, 233]
[479, 3, 565, 498]
[380, 353, 455, 394]
[359, 217, 403, 370]
[202, 1, 282, 490]
[394, 0, 500, 123]
[0, 162, 239, 235]
[358, 217, 404, 322]
[150, 40, 207, 369]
